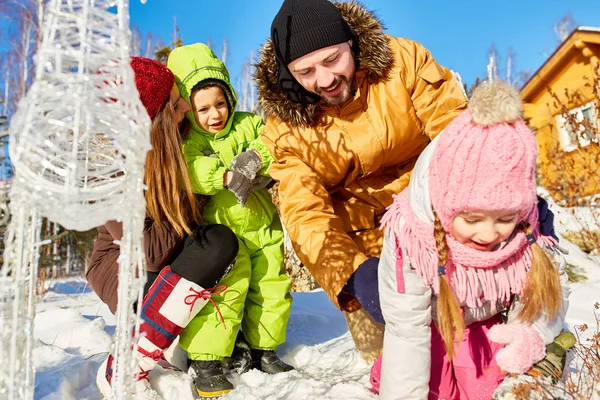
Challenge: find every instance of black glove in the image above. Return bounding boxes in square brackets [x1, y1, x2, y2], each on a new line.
[537, 196, 558, 241]
[229, 149, 262, 180]
[344, 257, 384, 324]
[227, 170, 253, 207]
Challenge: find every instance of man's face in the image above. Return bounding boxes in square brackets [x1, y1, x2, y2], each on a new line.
[288, 41, 355, 106]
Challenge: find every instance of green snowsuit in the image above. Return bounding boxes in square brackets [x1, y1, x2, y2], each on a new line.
[167, 43, 292, 361]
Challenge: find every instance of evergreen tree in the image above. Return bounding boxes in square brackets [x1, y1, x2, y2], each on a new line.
[155, 18, 182, 64]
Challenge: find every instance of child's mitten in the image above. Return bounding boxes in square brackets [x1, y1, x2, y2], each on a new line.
[229, 149, 262, 180]
[487, 323, 546, 374]
[251, 175, 273, 191]
[227, 171, 253, 207]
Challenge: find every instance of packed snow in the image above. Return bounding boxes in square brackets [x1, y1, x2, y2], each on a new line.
[31, 194, 600, 399]
[539, 187, 600, 238]
[33, 282, 378, 400]
[33, 251, 600, 399]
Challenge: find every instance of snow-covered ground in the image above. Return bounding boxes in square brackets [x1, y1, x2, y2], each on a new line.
[540, 187, 600, 237]
[30, 192, 600, 399]
[32, 242, 600, 399]
[33, 282, 377, 400]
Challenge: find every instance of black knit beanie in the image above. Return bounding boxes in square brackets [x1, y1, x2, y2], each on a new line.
[271, 0, 357, 104]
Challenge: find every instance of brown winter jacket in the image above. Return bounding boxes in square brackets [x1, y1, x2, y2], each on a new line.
[86, 218, 186, 314]
[255, 2, 468, 311]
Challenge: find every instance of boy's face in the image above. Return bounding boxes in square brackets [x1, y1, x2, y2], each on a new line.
[191, 86, 229, 134]
[451, 210, 520, 251]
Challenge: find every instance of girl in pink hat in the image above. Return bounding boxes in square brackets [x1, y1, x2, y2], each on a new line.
[375, 81, 570, 399]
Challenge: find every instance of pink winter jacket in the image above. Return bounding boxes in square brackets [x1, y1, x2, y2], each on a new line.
[377, 137, 571, 399]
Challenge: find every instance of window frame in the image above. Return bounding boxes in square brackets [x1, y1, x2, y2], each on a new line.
[555, 101, 598, 151]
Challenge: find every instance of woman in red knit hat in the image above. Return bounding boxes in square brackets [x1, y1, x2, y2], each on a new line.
[87, 57, 240, 398]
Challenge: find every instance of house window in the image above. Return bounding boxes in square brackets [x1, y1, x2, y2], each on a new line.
[555, 101, 598, 151]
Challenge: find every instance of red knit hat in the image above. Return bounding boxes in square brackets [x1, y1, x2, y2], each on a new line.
[130, 57, 175, 119]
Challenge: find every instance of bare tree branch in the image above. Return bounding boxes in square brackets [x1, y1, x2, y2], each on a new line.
[554, 12, 578, 43]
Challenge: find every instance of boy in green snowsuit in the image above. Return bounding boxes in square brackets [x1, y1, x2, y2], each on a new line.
[167, 43, 293, 397]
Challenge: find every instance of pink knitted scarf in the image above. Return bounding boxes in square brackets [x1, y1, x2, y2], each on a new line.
[381, 190, 556, 309]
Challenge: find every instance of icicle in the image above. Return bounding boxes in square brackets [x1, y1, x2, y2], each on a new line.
[0, 204, 42, 400]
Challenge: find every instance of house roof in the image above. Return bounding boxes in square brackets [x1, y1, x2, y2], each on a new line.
[576, 26, 600, 33]
[520, 27, 600, 102]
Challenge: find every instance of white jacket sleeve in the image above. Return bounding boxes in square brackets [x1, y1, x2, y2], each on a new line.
[507, 247, 571, 344]
[379, 226, 432, 400]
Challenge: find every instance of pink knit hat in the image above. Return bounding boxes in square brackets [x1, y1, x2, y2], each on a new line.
[429, 81, 539, 232]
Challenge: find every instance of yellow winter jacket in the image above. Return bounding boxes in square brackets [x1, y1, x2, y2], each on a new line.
[255, 2, 467, 311]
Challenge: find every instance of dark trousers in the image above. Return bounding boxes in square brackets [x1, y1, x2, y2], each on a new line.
[140, 223, 239, 303]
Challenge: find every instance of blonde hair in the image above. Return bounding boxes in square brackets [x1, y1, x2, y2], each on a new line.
[516, 223, 562, 323]
[433, 214, 562, 359]
[433, 213, 465, 359]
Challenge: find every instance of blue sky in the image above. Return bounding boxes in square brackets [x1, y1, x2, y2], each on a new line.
[129, 0, 600, 90]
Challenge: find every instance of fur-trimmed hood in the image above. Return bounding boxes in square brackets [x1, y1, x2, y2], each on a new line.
[255, 1, 394, 127]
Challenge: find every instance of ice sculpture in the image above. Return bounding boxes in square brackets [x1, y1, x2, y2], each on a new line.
[0, 0, 150, 398]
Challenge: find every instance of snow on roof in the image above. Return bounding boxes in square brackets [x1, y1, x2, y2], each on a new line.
[577, 26, 600, 33]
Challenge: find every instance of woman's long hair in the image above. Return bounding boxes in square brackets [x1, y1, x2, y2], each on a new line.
[433, 214, 562, 359]
[144, 100, 202, 237]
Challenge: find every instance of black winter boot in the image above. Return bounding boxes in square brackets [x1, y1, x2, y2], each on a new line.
[251, 349, 295, 374]
[223, 331, 253, 375]
[190, 360, 234, 398]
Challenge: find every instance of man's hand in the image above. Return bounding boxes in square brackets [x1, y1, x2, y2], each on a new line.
[537, 196, 557, 241]
[344, 257, 384, 324]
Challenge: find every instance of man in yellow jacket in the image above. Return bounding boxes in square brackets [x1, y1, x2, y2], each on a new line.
[255, 0, 468, 361]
